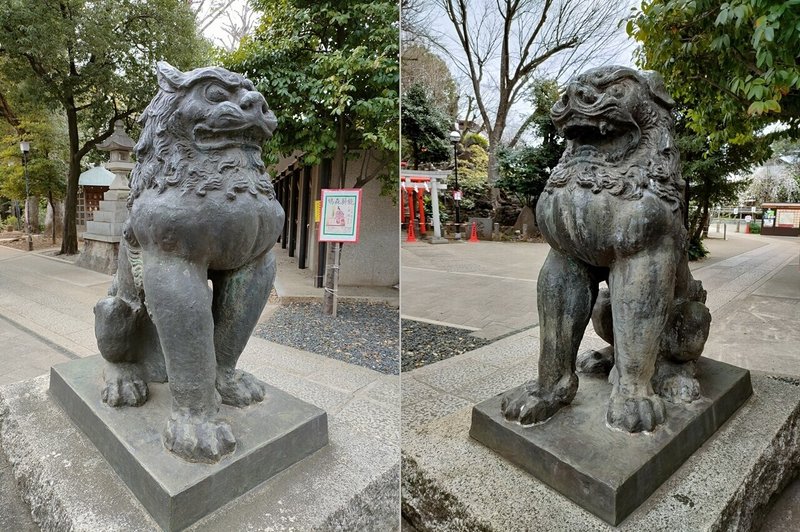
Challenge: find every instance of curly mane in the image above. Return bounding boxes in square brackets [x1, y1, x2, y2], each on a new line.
[128, 64, 275, 208]
[546, 67, 685, 214]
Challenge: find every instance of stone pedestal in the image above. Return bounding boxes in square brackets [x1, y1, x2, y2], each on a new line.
[76, 177, 129, 274]
[401, 330, 799, 531]
[76, 120, 134, 274]
[469, 357, 752, 525]
[49, 356, 328, 531]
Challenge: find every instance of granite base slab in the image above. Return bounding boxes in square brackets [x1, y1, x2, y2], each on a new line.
[48, 356, 328, 531]
[469, 357, 752, 525]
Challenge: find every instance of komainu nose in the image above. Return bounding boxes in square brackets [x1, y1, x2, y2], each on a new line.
[569, 82, 599, 105]
[240, 90, 269, 115]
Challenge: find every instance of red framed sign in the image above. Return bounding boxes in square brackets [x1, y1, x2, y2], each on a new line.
[318, 188, 363, 243]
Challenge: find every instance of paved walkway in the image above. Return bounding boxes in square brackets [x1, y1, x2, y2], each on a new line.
[402, 230, 800, 530]
[0, 244, 399, 530]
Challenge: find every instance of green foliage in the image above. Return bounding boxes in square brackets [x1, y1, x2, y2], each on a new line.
[401, 83, 451, 168]
[676, 113, 771, 240]
[749, 221, 762, 233]
[463, 132, 488, 150]
[0, 105, 68, 201]
[226, 0, 399, 190]
[0, 0, 202, 138]
[688, 235, 709, 261]
[454, 143, 489, 210]
[0, 0, 205, 253]
[4, 214, 17, 231]
[496, 79, 563, 209]
[628, 0, 800, 145]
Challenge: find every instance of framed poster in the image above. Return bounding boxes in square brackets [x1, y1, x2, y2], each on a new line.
[777, 210, 796, 228]
[319, 188, 363, 243]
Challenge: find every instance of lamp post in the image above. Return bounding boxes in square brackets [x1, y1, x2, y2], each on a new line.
[449, 129, 462, 240]
[19, 141, 32, 251]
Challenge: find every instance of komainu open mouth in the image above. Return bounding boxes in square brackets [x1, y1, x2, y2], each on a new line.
[562, 116, 640, 164]
[193, 124, 268, 151]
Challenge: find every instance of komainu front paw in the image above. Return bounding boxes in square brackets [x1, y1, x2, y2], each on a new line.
[163, 411, 236, 463]
[500, 374, 578, 426]
[216, 369, 267, 407]
[606, 392, 666, 433]
[102, 363, 148, 407]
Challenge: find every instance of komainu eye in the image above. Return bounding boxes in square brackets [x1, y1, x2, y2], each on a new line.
[609, 85, 625, 98]
[205, 84, 230, 103]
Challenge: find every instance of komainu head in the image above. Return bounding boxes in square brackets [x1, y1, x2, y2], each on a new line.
[128, 62, 277, 206]
[547, 66, 684, 211]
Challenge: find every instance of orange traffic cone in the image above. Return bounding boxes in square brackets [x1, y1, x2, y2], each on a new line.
[468, 222, 479, 242]
[406, 221, 417, 242]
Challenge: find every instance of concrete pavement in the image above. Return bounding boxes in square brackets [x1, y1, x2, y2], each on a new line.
[0, 244, 399, 530]
[401, 230, 792, 341]
[401, 230, 800, 530]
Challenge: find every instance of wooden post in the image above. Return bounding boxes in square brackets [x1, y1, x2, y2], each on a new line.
[332, 242, 341, 317]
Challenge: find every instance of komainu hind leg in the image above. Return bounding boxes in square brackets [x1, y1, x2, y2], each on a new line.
[577, 288, 614, 375]
[653, 359, 700, 403]
[210, 250, 276, 407]
[95, 283, 149, 407]
[653, 297, 710, 403]
[501, 250, 594, 425]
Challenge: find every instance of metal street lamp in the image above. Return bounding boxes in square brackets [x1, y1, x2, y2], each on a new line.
[19, 141, 32, 251]
[449, 129, 462, 240]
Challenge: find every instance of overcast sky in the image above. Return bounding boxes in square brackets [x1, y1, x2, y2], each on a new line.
[414, 0, 640, 143]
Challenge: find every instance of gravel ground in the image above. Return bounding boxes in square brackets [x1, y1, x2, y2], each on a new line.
[401, 319, 491, 372]
[254, 300, 399, 375]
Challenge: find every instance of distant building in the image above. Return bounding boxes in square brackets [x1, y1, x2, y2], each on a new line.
[273, 150, 398, 288]
[761, 203, 800, 237]
[77, 165, 115, 227]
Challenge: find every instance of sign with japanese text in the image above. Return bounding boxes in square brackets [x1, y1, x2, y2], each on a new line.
[319, 189, 362, 243]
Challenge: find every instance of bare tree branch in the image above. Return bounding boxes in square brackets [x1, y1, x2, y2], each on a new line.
[425, 0, 626, 200]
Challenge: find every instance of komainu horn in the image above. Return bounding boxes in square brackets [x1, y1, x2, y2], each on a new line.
[501, 66, 711, 433]
[94, 62, 285, 463]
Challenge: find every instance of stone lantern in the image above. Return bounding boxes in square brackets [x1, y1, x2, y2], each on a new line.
[76, 120, 135, 274]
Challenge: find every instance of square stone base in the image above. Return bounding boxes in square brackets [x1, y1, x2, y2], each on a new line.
[49, 356, 328, 531]
[469, 357, 752, 525]
[74, 238, 120, 275]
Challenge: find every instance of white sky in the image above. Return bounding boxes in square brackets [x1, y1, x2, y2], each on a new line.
[415, 0, 640, 144]
[198, 0, 253, 50]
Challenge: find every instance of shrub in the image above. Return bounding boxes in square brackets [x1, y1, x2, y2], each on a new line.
[4, 216, 18, 232]
[749, 222, 761, 234]
[688, 236, 709, 261]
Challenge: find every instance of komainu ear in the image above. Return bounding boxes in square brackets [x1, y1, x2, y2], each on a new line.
[642, 70, 675, 109]
[156, 61, 184, 93]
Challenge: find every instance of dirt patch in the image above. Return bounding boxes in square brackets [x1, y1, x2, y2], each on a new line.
[0, 232, 62, 252]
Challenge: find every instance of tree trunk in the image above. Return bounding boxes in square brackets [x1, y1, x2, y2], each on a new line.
[26, 196, 39, 233]
[323, 116, 347, 316]
[61, 105, 80, 255]
[691, 198, 710, 242]
[45, 194, 63, 243]
[487, 137, 501, 211]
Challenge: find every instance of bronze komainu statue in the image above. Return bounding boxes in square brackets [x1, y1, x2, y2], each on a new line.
[94, 62, 285, 462]
[501, 66, 711, 433]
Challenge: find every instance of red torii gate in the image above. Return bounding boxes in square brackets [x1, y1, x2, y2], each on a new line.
[400, 175, 430, 241]
[400, 169, 451, 243]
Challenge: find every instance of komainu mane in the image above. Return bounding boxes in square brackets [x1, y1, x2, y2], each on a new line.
[501, 66, 711, 433]
[94, 62, 285, 463]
